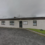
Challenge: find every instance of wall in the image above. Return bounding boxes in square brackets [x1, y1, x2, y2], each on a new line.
[0, 20, 19, 28]
[0, 20, 45, 30]
[22, 20, 45, 30]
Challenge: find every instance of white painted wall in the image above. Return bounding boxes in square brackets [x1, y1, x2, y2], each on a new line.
[0, 20, 45, 30]
[0, 20, 19, 28]
[23, 20, 45, 30]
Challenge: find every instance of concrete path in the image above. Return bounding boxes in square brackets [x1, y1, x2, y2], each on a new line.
[0, 28, 45, 45]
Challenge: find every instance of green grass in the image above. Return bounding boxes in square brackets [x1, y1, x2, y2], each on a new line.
[27, 28, 45, 34]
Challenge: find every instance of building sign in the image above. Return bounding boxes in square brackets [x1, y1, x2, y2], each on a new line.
[23, 21, 28, 25]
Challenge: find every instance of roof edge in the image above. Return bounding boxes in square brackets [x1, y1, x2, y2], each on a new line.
[0, 17, 45, 20]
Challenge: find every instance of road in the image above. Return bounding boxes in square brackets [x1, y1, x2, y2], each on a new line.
[0, 28, 45, 45]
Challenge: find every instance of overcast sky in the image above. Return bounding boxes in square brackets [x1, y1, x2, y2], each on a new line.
[0, 0, 45, 18]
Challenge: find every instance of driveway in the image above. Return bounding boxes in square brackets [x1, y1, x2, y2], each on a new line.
[0, 28, 45, 45]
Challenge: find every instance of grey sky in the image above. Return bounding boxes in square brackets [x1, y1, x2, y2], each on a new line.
[0, 0, 45, 18]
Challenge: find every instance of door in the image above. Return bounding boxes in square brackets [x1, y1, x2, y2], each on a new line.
[19, 21, 22, 28]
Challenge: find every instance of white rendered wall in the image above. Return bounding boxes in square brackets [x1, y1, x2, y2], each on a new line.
[0, 20, 45, 30]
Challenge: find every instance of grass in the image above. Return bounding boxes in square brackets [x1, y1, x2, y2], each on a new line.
[27, 28, 45, 34]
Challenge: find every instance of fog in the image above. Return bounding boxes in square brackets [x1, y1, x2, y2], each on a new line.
[0, 0, 45, 18]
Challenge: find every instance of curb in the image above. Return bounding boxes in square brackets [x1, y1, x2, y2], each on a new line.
[24, 29, 45, 37]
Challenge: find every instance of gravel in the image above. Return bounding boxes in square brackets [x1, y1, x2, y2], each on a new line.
[0, 28, 45, 45]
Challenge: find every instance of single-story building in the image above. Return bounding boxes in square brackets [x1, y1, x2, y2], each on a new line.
[0, 17, 45, 30]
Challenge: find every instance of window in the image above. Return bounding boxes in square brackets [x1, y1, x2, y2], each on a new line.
[33, 20, 37, 26]
[23, 21, 28, 25]
[1, 21, 5, 25]
[10, 21, 14, 25]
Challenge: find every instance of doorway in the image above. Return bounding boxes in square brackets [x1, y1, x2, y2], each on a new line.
[19, 21, 22, 28]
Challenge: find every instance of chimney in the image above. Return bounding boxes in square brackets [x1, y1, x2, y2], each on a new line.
[14, 17, 16, 18]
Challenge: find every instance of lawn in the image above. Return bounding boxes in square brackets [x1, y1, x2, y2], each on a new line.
[27, 28, 45, 34]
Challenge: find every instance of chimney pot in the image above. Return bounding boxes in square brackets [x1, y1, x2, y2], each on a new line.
[14, 17, 16, 18]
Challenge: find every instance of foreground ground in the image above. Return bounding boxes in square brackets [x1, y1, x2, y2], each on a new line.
[0, 28, 45, 45]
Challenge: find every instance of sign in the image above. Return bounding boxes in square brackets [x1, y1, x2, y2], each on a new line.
[23, 21, 27, 25]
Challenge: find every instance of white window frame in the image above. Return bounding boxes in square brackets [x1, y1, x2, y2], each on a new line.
[33, 20, 37, 26]
[1, 21, 5, 25]
[10, 21, 14, 25]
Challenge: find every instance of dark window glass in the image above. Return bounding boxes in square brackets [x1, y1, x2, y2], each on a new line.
[33, 20, 37, 26]
[10, 21, 14, 25]
[1, 21, 5, 25]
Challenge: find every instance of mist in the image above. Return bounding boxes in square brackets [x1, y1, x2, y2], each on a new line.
[0, 0, 45, 18]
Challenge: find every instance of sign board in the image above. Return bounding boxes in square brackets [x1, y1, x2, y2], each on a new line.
[23, 21, 27, 25]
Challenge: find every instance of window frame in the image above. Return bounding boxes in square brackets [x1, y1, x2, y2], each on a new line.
[1, 21, 5, 25]
[33, 20, 37, 26]
[10, 21, 14, 25]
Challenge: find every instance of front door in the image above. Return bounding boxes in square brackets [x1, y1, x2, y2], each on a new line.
[19, 21, 22, 28]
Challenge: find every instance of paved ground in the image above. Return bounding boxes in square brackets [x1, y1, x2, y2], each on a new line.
[0, 28, 45, 45]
